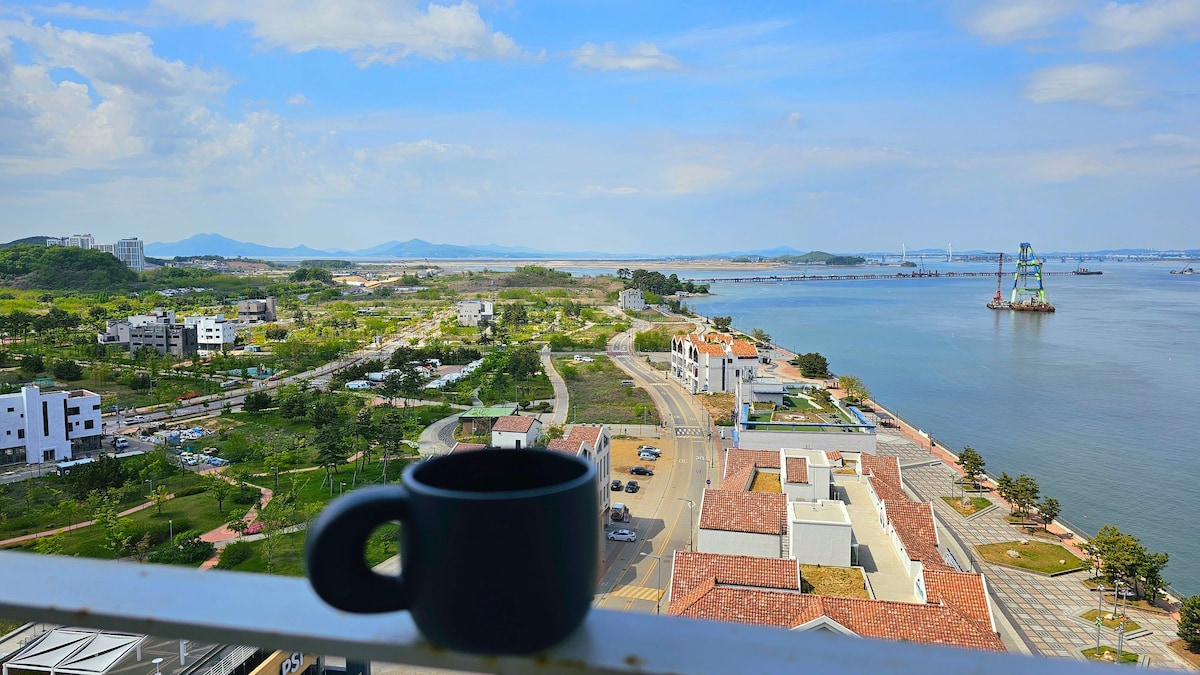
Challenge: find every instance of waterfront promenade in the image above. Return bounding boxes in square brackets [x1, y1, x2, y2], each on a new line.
[869, 427, 1190, 669]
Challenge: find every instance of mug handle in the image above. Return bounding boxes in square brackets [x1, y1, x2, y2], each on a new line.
[305, 485, 411, 613]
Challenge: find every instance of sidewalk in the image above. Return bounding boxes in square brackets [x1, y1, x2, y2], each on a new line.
[0, 496, 173, 547]
[876, 430, 1190, 669]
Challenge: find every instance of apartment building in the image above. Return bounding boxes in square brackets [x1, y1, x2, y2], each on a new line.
[184, 314, 237, 353]
[456, 299, 494, 327]
[114, 238, 145, 272]
[237, 297, 277, 324]
[671, 332, 760, 393]
[618, 288, 647, 310]
[129, 323, 198, 357]
[0, 386, 103, 465]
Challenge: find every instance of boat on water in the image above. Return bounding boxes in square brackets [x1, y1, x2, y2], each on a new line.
[1073, 262, 1103, 275]
[1171, 263, 1196, 275]
[988, 243, 1055, 312]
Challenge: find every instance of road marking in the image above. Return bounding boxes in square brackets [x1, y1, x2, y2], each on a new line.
[675, 427, 704, 436]
[609, 585, 662, 601]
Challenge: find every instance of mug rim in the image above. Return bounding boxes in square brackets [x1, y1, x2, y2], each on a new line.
[404, 448, 595, 501]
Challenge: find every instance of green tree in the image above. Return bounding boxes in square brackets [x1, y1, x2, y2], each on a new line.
[837, 374, 872, 403]
[995, 472, 1015, 512]
[1011, 474, 1040, 516]
[1137, 551, 1169, 601]
[711, 316, 733, 331]
[92, 492, 132, 557]
[148, 485, 170, 515]
[19, 353, 44, 374]
[1091, 524, 1143, 585]
[506, 344, 541, 380]
[792, 352, 829, 378]
[51, 359, 84, 380]
[201, 473, 233, 514]
[226, 511, 251, 539]
[1037, 496, 1060, 530]
[501, 302, 528, 326]
[1178, 596, 1200, 647]
[955, 446, 986, 489]
[315, 424, 350, 492]
[750, 328, 771, 346]
[243, 391, 273, 412]
[309, 396, 340, 428]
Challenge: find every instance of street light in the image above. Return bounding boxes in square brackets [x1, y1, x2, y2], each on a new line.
[676, 498, 695, 552]
[169, 519, 173, 542]
[1094, 583, 1106, 651]
[639, 552, 663, 614]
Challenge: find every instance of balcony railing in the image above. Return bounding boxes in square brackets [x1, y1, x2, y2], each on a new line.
[0, 551, 1110, 674]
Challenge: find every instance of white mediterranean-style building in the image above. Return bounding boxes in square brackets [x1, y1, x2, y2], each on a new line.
[184, 314, 237, 354]
[670, 332, 760, 394]
[489, 415, 543, 449]
[456, 299, 494, 327]
[618, 288, 647, 310]
[547, 424, 612, 516]
[0, 386, 103, 465]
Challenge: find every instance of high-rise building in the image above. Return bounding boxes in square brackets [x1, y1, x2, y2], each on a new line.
[115, 238, 145, 271]
[67, 233, 95, 249]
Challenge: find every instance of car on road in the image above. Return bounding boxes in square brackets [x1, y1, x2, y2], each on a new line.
[630, 466, 654, 476]
[637, 445, 661, 456]
[624, 480, 640, 493]
[610, 480, 623, 491]
[113, 438, 130, 449]
[606, 529, 636, 542]
[128, 415, 146, 423]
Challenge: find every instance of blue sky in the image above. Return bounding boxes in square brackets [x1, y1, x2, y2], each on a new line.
[1, 1, 1197, 255]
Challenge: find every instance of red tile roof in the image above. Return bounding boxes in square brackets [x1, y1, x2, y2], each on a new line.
[546, 438, 582, 455]
[490, 415, 538, 433]
[669, 587, 1004, 652]
[825, 450, 842, 461]
[566, 424, 603, 447]
[450, 442, 487, 454]
[698, 489, 787, 535]
[784, 457, 808, 484]
[885, 500, 949, 570]
[924, 569, 994, 632]
[861, 453, 901, 488]
[730, 339, 758, 357]
[670, 552, 800, 601]
[724, 448, 780, 478]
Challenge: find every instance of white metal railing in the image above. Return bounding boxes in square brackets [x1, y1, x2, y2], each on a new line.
[0, 551, 1113, 674]
[192, 644, 259, 675]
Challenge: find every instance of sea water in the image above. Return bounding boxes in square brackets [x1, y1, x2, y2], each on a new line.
[680, 262, 1200, 596]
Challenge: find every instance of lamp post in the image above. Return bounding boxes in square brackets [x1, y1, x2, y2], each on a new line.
[340, 481, 347, 495]
[270, 466, 279, 490]
[676, 498, 695, 552]
[639, 552, 663, 614]
[1094, 583, 1106, 652]
[169, 519, 173, 542]
[1116, 620, 1126, 662]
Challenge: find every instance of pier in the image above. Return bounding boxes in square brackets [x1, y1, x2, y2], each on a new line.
[686, 270, 1078, 284]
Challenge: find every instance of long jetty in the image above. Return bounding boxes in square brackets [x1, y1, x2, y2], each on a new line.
[686, 270, 1078, 284]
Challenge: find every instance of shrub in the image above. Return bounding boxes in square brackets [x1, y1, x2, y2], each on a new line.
[174, 485, 206, 498]
[215, 541, 255, 569]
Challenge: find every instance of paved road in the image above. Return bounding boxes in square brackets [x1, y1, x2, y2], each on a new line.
[594, 320, 716, 614]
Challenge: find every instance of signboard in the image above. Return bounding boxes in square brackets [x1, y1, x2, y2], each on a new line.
[249, 651, 316, 675]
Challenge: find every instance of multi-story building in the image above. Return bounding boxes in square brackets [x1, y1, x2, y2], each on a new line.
[456, 299, 494, 327]
[114, 238, 145, 272]
[670, 332, 760, 394]
[69, 233, 95, 249]
[618, 288, 647, 310]
[237, 297, 277, 324]
[184, 314, 237, 354]
[547, 424, 612, 516]
[129, 309, 176, 327]
[129, 323, 197, 357]
[96, 320, 132, 347]
[0, 386, 103, 465]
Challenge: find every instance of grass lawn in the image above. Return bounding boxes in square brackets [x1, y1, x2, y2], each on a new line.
[553, 356, 661, 425]
[976, 541, 1088, 575]
[750, 472, 781, 493]
[940, 495, 993, 517]
[216, 524, 399, 576]
[801, 565, 871, 599]
[1081, 609, 1141, 631]
[1081, 646, 1138, 664]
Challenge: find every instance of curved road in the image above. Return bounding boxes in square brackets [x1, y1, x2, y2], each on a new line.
[595, 320, 715, 613]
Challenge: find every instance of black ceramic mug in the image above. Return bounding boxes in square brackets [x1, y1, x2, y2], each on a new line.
[305, 448, 598, 655]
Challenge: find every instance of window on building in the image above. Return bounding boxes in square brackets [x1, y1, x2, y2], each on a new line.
[67, 406, 80, 416]
[5, 407, 12, 412]
[84, 420, 95, 429]
[17, 429, 24, 439]
[43, 449, 54, 462]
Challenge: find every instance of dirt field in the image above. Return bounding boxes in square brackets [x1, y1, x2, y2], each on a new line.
[696, 392, 735, 426]
[611, 436, 668, 477]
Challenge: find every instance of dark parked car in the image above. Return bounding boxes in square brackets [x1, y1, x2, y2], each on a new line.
[630, 466, 654, 476]
[610, 480, 623, 491]
[625, 480, 640, 493]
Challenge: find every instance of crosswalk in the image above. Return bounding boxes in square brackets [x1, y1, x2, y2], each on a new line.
[675, 426, 705, 437]
[608, 585, 662, 601]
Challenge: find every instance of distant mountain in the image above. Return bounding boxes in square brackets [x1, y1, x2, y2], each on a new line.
[1, 235, 53, 248]
[145, 234, 333, 258]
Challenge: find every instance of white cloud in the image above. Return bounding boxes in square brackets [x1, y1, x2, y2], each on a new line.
[571, 41, 682, 71]
[286, 93, 308, 106]
[581, 185, 638, 195]
[786, 111, 803, 126]
[354, 139, 486, 165]
[35, 3, 142, 23]
[665, 164, 732, 194]
[967, 0, 1077, 43]
[155, 0, 521, 65]
[1081, 0, 1200, 50]
[1024, 64, 1148, 107]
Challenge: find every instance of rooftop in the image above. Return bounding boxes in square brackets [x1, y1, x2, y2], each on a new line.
[789, 500, 850, 525]
[698, 489, 787, 535]
[490, 415, 539, 433]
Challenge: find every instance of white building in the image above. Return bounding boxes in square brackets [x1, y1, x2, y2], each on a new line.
[184, 314, 237, 354]
[788, 500, 853, 567]
[129, 309, 176, 327]
[456, 299, 494, 327]
[0, 386, 103, 465]
[547, 424, 612, 516]
[671, 332, 760, 393]
[618, 288, 646, 310]
[696, 489, 788, 559]
[114, 238, 145, 271]
[489, 415, 542, 450]
[237, 297, 277, 324]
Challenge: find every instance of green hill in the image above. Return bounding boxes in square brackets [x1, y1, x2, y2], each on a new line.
[1, 236, 54, 248]
[0, 244, 138, 290]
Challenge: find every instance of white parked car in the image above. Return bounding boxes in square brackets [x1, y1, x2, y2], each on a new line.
[606, 529, 637, 542]
[637, 445, 661, 457]
[128, 415, 146, 423]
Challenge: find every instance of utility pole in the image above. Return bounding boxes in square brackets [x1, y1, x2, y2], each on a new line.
[1095, 583, 1106, 652]
[676, 498, 695, 552]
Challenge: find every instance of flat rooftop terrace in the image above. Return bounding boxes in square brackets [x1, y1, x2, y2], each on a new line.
[790, 500, 850, 524]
